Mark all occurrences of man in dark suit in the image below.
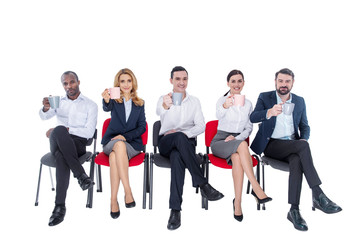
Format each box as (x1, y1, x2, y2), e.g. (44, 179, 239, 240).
(250, 68, 341, 231)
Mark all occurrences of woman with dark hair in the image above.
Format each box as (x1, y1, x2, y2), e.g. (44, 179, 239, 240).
(101, 68, 146, 219)
(210, 70, 271, 222)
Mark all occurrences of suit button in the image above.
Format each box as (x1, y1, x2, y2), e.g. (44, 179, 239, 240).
(267, 137, 270, 140)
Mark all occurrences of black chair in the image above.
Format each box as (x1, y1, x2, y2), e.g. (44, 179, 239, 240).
(35, 130, 97, 208)
(258, 155, 289, 210)
(149, 121, 206, 210)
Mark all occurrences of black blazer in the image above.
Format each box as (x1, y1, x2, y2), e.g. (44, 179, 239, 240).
(249, 91, 310, 155)
(101, 99, 146, 151)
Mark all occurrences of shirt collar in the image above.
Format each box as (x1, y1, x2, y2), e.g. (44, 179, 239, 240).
(62, 92, 84, 101)
(276, 91, 292, 104)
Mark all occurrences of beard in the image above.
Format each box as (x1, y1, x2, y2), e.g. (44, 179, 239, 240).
(276, 86, 291, 95)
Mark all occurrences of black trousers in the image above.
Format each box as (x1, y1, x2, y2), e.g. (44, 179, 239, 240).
(264, 139, 322, 205)
(158, 132, 207, 211)
(49, 126, 87, 205)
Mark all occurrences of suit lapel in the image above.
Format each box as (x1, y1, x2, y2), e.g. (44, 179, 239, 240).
(126, 102, 138, 125)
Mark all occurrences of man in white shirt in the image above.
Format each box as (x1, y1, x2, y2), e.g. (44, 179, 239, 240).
(156, 66, 224, 230)
(39, 71, 98, 226)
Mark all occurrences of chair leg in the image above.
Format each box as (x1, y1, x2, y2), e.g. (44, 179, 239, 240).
(86, 157, 95, 208)
(142, 153, 149, 209)
(149, 153, 154, 210)
(262, 162, 266, 210)
(49, 167, 55, 191)
(35, 163, 43, 206)
(96, 164, 103, 192)
(203, 156, 209, 210)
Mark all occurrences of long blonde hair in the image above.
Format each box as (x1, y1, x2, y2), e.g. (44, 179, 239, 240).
(113, 68, 144, 106)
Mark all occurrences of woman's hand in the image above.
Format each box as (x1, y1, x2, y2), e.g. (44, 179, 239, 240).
(223, 95, 233, 109)
(102, 89, 111, 103)
(224, 135, 235, 142)
(111, 134, 126, 141)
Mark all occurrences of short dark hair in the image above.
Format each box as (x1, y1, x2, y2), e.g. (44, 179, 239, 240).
(275, 68, 294, 80)
(61, 71, 79, 82)
(170, 66, 188, 79)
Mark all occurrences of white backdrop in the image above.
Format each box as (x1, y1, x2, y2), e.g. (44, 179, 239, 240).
(1, 0, 358, 239)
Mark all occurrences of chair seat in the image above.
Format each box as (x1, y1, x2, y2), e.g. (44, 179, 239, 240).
(261, 156, 289, 172)
(208, 154, 258, 169)
(40, 152, 92, 168)
(95, 152, 145, 167)
(152, 153, 204, 168)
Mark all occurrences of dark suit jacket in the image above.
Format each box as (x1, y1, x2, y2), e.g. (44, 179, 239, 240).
(250, 91, 310, 155)
(101, 99, 146, 151)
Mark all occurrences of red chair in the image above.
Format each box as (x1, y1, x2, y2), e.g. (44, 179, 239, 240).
(204, 120, 262, 210)
(94, 118, 149, 209)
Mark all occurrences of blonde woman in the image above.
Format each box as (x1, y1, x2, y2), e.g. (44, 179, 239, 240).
(101, 68, 146, 219)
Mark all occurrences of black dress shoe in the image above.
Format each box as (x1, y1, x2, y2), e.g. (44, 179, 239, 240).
(167, 209, 181, 230)
(110, 202, 120, 219)
(312, 193, 342, 214)
(125, 196, 136, 208)
(49, 205, 66, 226)
(251, 190, 272, 204)
(77, 173, 94, 191)
(287, 209, 308, 231)
(233, 199, 243, 222)
(200, 183, 224, 201)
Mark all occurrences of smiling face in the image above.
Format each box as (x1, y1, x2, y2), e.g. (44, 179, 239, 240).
(119, 73, 133, 95)
(170, 70, 188, 94)
(61, 73, 80, 100)
(275, 73, 294, 96)
(227, 74, 244, 95)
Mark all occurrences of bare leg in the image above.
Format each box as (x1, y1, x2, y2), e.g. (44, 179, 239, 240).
(112, 141, 134, 204)
(231, 153, 244, 216)
(237, 141, 267, 199)
(109, 151, 120, 212)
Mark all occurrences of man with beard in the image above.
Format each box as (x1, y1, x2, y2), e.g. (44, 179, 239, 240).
(39, 71, 98, 226)
(250, 68, 341, 231)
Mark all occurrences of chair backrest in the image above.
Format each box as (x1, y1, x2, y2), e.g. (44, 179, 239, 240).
(205, 120, 250, 148)
(102, 118, 148, 146)
(205, 120, 219, 147)
(152, 120, 161, 147)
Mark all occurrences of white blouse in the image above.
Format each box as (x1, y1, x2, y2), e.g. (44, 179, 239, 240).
(216, 94, 253, 141)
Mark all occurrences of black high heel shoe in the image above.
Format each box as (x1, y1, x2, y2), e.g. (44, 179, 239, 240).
(233, 198, 243, 222)
(251, 190, 272, 204)
(110, 201, 120, 219)
(125, 195, 136, 208)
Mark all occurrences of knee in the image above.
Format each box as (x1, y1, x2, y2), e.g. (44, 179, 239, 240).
(52, 126, 68, 137)
(231, 153, 241, 166)
(237, 140, 249, 152)
(113, 140, 126, 152)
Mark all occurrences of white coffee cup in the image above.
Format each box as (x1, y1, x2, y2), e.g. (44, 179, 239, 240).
(282, 102, 295, 115)
(48, 96, 60, 109)
(172, 92, 183, 106)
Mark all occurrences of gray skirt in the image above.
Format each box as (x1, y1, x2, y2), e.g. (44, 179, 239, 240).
(210, 130, 244, 165)
(103, 139, 140, 160)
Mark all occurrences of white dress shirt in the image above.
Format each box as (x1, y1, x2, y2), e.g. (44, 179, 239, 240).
(39, 93, 98, 139)
(271, 92, 295, 140)
(156, 92, 205, 138)
(216, 94, 253, 141)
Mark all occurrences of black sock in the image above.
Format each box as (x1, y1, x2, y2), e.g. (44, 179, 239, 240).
(290, 204, 299, 211)
(312, 185, 323, 199)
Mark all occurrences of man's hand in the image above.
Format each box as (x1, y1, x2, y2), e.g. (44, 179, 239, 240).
(267, 103, 283, 118)
(163, 93, 173, 110)
(42, 97, 50, 112)
(46, 128, 54, 138)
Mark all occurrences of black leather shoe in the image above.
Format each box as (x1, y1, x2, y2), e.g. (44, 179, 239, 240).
(167, 209, 181, 230)
(200, 183, 224, 201)
(110, 201, 120, 219)
(287, 209, 308, 231)
(251, 190, 272, 204)
(233, 199, 243, 222)
(49, 205, 66, 226)
(125, 196, 136, 208)
(312, 193, 342, 214)
(77, 173, 94, 191)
